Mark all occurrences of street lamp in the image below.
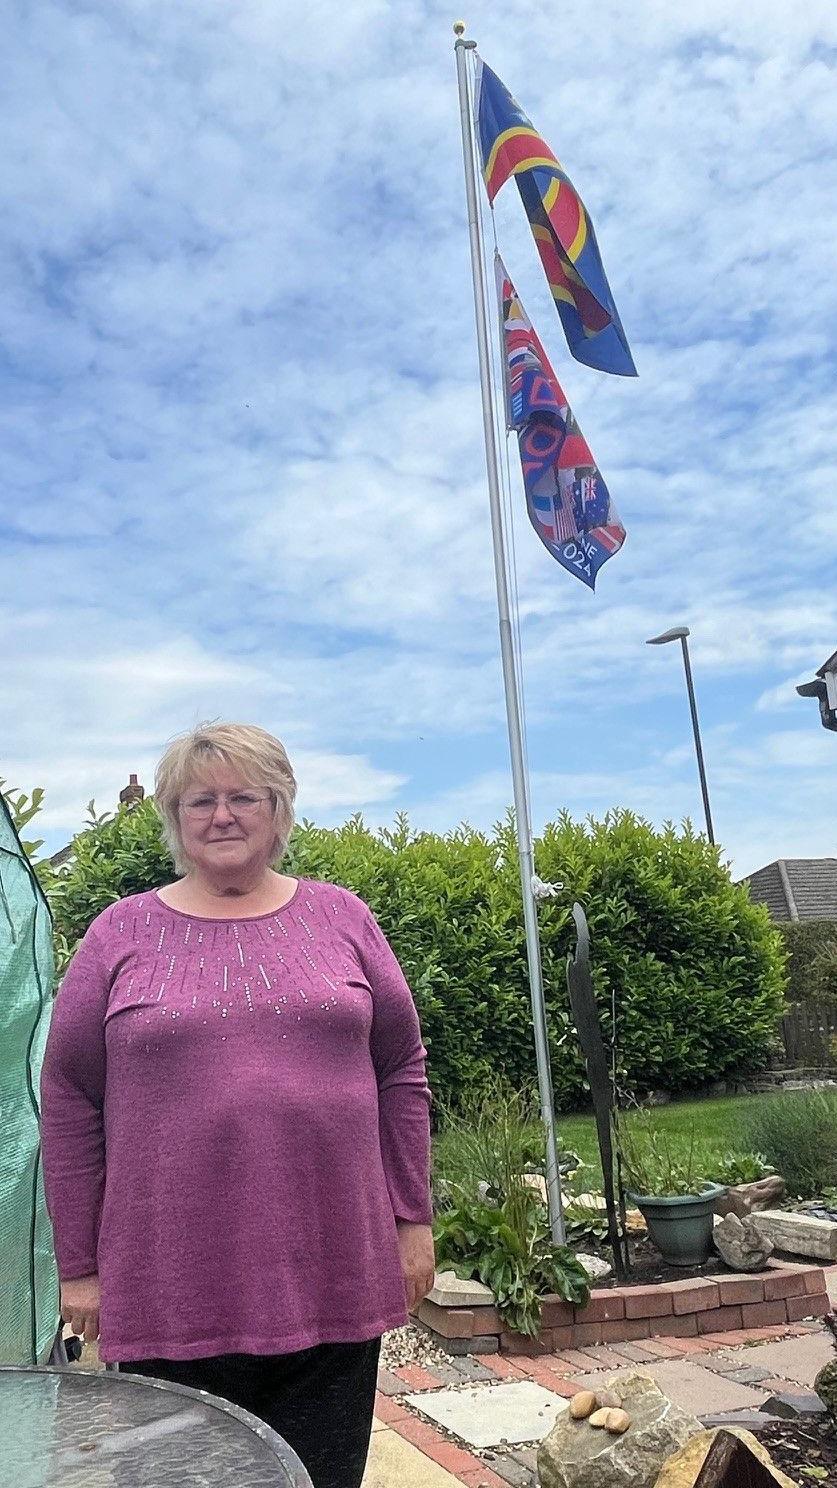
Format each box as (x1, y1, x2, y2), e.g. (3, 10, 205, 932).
(647, 625, 715, 844)
(796, 650, 837, 732)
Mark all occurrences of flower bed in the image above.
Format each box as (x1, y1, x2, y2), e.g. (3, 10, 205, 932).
(416, 1259, 831, 1355)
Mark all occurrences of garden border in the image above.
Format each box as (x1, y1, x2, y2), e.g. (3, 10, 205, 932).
(416, 1259, 831, 1355)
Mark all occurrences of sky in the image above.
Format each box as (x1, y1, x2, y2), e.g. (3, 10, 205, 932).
(3, 0, 836, 877)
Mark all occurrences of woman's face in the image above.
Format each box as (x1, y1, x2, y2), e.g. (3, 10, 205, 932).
(178, 764, 276, 880)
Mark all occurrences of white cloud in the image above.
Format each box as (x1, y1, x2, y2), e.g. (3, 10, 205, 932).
(2, 0, 836, 874)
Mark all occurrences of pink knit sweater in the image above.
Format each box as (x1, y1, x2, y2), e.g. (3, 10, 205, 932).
(40, 880, 432, 1362)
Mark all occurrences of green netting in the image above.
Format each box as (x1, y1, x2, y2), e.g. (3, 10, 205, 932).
(0, 796, 59, 1363)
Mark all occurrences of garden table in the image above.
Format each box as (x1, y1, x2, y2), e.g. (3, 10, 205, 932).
(0, 1364, 313, 1487)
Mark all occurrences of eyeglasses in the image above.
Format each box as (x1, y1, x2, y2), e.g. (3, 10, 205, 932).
(180, 790, 272, 820)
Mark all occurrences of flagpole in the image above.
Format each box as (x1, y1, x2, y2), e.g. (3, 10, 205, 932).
(454, 25, 566, 1245)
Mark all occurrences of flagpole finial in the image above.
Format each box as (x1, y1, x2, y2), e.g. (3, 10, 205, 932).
(453, 21, 466, 35)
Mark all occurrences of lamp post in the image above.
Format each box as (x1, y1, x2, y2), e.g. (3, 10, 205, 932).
(647, 626, 715, 845)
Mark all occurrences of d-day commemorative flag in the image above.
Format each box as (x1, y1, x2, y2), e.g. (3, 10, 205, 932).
(477, 59, 636, 378)
(497, 256, 625, 589)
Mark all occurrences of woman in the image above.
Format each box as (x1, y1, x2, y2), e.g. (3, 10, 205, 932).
(41, 722, 435, 1488)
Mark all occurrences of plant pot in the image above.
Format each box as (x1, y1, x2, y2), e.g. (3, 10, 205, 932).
(626, 1183, 726, 1267)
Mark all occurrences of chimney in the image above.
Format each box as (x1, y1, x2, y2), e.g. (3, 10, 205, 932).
(119, 773, 145, 807)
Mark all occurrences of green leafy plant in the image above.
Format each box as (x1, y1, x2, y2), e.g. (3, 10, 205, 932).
(706, 1151, 772, 1186)
(616, 1107, 712, 1197)
(433, 1188, 590, 1336)
(776, 920, 837, 1006)
(742, 1089, 837, 1199)
(50, 805, 786, 1110)
(562, 1200, 609, 1248)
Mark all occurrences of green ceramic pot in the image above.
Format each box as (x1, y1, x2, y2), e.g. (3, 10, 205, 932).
(626, 1183, 726, 1266)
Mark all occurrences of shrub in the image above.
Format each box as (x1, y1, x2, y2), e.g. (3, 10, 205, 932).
(49, 804, 787, 1110)
(742, 1089, 837, 1198)
(777, 921, 837, 1006)
(705, 1151, 772, 1186)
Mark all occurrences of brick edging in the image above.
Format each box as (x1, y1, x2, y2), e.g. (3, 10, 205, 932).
(417, 1259, 831, 1355)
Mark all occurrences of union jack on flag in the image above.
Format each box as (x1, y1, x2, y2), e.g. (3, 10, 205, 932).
(476, 59, 636, 378)
(497, 255, 626, 589)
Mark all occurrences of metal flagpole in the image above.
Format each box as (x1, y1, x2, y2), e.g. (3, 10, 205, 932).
(454, 25, 565, 1244)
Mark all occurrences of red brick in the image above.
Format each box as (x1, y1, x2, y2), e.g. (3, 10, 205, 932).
(642, 1338, 687, 1358)
(786, 1291, 830, 1322)
(544, 1356, 581, 1376)
(570, 1323, 604, 1347)
(417, 1300, 475, 1339)
(740, 1300, 788, 1329)
(500, 1332, 550, 1356)
(669, 1336, 714, 1353)
(763, 1270, 806, 1301)
(540, 1376, 582, 1398)
(579, 1345, 630, 1369)
(804, 1268, 828, 1295)
(649, 1313, 698, 1338)
(374, 1392, 408, 1424)
(667, 1279, 721, 1314)
(609, 1341, 658, 1362)
(459, 1468, 513, 1488)
(478, 1354, 525, 1379)
(470, 1308, 501, 1336)
(576, 1290, 626, 1323)
(542, 1295, 576, 1326)
(394, 1420, 484, 1478)
(623, 1285, 674, 1319)
(601, 1317, 652, 1343)
(546, 1326, 576, 1352)
(707, 1274, 765, 1306)
(696, 1305, 744, 1335)
(555, 1347, 603, 1371)
(393, 1364, 443, 1391)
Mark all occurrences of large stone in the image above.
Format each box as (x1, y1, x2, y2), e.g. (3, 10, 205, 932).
(537, 1372, 701, 1488)
(576, 1252, 613, 1282)
(814, 1358, 837, 1421)
(713, 1213, 774, 1271)
(750, 1209, 837, 1261)
(652, 1426, 797, 1488)
(425, 1270, 495, 1307)
(714, 1176, 786, 1219)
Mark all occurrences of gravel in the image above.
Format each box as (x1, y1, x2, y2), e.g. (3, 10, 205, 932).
(380, 1322, 458, 1372)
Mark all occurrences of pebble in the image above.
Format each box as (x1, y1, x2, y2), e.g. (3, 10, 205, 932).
(597, 1390, 620, 1409)
(380, 1323, 456, 1373)
(588, 1408, 611, 1428)
(569, 1391, 597, 1419)
(606, 1409, 630, 1434)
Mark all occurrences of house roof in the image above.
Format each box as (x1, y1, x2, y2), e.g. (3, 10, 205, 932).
(742, 858, 837, 921)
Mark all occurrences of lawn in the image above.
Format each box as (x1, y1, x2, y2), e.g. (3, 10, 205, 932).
(555, 1093, 771, 1179)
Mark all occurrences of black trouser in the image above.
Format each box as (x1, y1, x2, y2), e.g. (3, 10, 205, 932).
(121, 1338, 382, 1488)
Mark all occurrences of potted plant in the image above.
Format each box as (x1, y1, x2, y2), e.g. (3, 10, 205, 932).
(616, 1110, 724, 1266)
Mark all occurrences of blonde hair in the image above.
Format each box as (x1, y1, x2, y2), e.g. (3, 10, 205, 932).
(154, 722, 297, 874)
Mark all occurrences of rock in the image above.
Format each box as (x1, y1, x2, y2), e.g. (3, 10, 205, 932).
(760, 1390, 827, 1419)
(426, 1270, 496, 1307)
(538, 1372, 702, 1488)
(652, 1426, 797, 1487)
(750, 1209, 837, 1261)
(606, 1410, 630, 1434)
(714, 1176, 786, 1219)
(589, 1408, 611, 1428)
(597, 1391, 621, 1410)
(520, 1172, 548, 1202)
(573, 1194, 647, 1233)
(576, 1252, 613, 1283)
(713, 1213, 774, 1271)
(814, 1359, 837, 1421)
(570, 1391, 597, 1419)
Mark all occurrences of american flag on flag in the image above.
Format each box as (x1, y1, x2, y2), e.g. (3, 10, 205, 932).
(496, 254, 626, 590)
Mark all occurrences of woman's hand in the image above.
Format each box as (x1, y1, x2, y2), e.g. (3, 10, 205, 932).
(395, 1221, 436, 1314)
(60, 1274, 101, 1342)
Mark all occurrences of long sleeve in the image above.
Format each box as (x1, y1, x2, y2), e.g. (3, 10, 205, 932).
(40, 923, 110, 1280)
(362, 910, 432, 1226)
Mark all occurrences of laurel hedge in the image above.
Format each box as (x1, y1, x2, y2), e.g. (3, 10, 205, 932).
(49, 802, 787, 1111)
(776, 920, 837, 1006)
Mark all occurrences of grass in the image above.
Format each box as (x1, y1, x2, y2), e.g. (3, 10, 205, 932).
(432, 1094, 776, 1189)
(556, 1095, 773, 1180)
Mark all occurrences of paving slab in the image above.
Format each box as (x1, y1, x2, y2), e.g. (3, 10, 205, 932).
(405, 1380, 569, 1450)
(571, 1359, 770, 1416)
(709, 1330, 835, 1387)
(362, 1426, 462, 1487)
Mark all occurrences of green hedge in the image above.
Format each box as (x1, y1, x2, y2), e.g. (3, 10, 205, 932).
(776, 920, 837, 1006)
(49, 804, 787, 1111)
